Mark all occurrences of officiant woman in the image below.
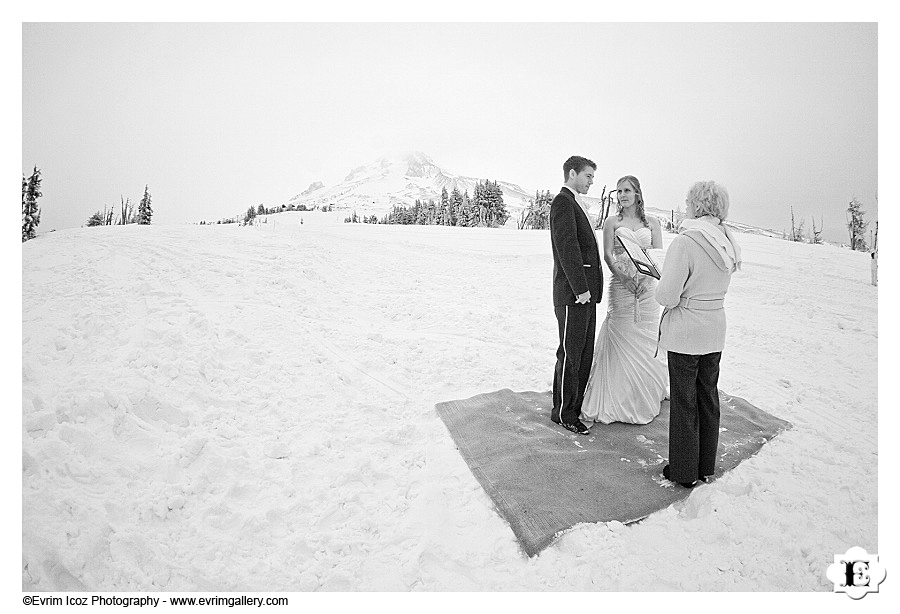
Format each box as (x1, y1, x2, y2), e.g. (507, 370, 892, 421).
(654, 181, 741, 487)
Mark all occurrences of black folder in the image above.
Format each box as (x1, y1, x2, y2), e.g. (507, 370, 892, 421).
(616, 234, 661, 279)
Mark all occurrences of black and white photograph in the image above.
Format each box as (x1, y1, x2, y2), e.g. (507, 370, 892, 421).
(17, 6, 890, 601)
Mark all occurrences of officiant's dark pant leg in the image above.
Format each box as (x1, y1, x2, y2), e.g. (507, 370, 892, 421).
(667, 351, 721, 483)
(552, 304, 596, 425)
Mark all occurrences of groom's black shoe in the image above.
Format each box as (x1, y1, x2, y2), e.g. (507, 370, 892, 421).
(560, 420, 590, 435)
(662, 464, 697, 488)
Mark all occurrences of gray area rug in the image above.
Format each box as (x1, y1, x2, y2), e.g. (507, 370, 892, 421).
(435, 389, 792, 557)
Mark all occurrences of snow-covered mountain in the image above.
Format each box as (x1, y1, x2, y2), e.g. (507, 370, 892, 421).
(286, 151, 535, 220)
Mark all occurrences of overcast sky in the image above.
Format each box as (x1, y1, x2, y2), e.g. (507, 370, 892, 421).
(22, 21, 878, 243)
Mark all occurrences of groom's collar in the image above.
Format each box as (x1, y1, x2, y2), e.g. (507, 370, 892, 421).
(562, 185, 578, 198)
(562, 185, 590, 218)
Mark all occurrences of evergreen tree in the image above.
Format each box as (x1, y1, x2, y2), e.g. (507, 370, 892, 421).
(521, 190, 552, 229)
(485, 180, 509, 227)
(457, 190, 475, 227)
(847, 198, 869, 251)
(471, 181, 486, 226)
(137, 185, 153, 225)
(485, 181, 498, 225)
(88, 205, 115, 227)
(539, 190, 553, 229)
(414, 199, 426, 225)
(382, 204, 403, 225)
(439, 187, 450, 225)
(257, 203, 265, 216)
(454, 192, 466, 226)
(448, 187, 463, 226)
(423, 198, 437, 225)
(22, 166, 42, 242)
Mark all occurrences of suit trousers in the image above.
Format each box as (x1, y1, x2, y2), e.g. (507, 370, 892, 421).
(552, 303, 596, 425)
(667, 351, 722, 483)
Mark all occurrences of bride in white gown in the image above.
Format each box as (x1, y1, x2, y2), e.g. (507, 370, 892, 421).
(580, 175, 668, 425)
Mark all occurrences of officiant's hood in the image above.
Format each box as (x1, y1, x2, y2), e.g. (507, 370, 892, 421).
(682, 230, 729, 271)
(679, 218, 741, 272)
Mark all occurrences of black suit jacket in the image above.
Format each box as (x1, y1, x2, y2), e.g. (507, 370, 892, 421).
(550, 188, 603, 306)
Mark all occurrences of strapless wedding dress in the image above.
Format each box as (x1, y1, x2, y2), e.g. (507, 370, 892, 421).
(580, 226, 668, 425)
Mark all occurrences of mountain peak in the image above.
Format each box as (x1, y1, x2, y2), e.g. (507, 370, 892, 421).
(343, 151, 441, 183)
(400, 150, 434, 167)
(399, 151, 438, 178)
(379, 150, 434, 166)
(288, 151, 534, 219)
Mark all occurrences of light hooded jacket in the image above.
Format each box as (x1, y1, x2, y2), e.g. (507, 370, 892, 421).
(655, 217, 741, 355)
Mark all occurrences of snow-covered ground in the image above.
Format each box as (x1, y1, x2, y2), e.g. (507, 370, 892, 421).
(21, 210, 877, 592)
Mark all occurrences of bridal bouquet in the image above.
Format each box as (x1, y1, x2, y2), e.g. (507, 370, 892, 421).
(613, 252, 647, 321)
(612, 251, 650, 302)
(612, 251, 638, 278)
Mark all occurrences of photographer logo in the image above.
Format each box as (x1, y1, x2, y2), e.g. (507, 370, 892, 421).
(826, 546, 886, 599)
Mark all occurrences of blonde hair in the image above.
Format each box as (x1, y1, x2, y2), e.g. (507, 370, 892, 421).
(686, 181, 729, 220)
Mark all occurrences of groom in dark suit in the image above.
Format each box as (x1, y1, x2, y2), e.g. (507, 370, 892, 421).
(550, 156, 602, 435)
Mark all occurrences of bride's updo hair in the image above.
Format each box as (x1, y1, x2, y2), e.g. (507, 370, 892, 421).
(616, 175, 648, 227)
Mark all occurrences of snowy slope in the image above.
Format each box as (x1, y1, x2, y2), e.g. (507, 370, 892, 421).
(22, 212, 877, 591)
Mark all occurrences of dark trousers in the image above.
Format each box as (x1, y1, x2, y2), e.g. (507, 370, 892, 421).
(667, 351, 722, 483)
(552, 303, 596, 424)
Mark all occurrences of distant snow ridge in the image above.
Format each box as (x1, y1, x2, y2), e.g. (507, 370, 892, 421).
(288, 151, 534, 222)
(301, 181, 324, 197)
